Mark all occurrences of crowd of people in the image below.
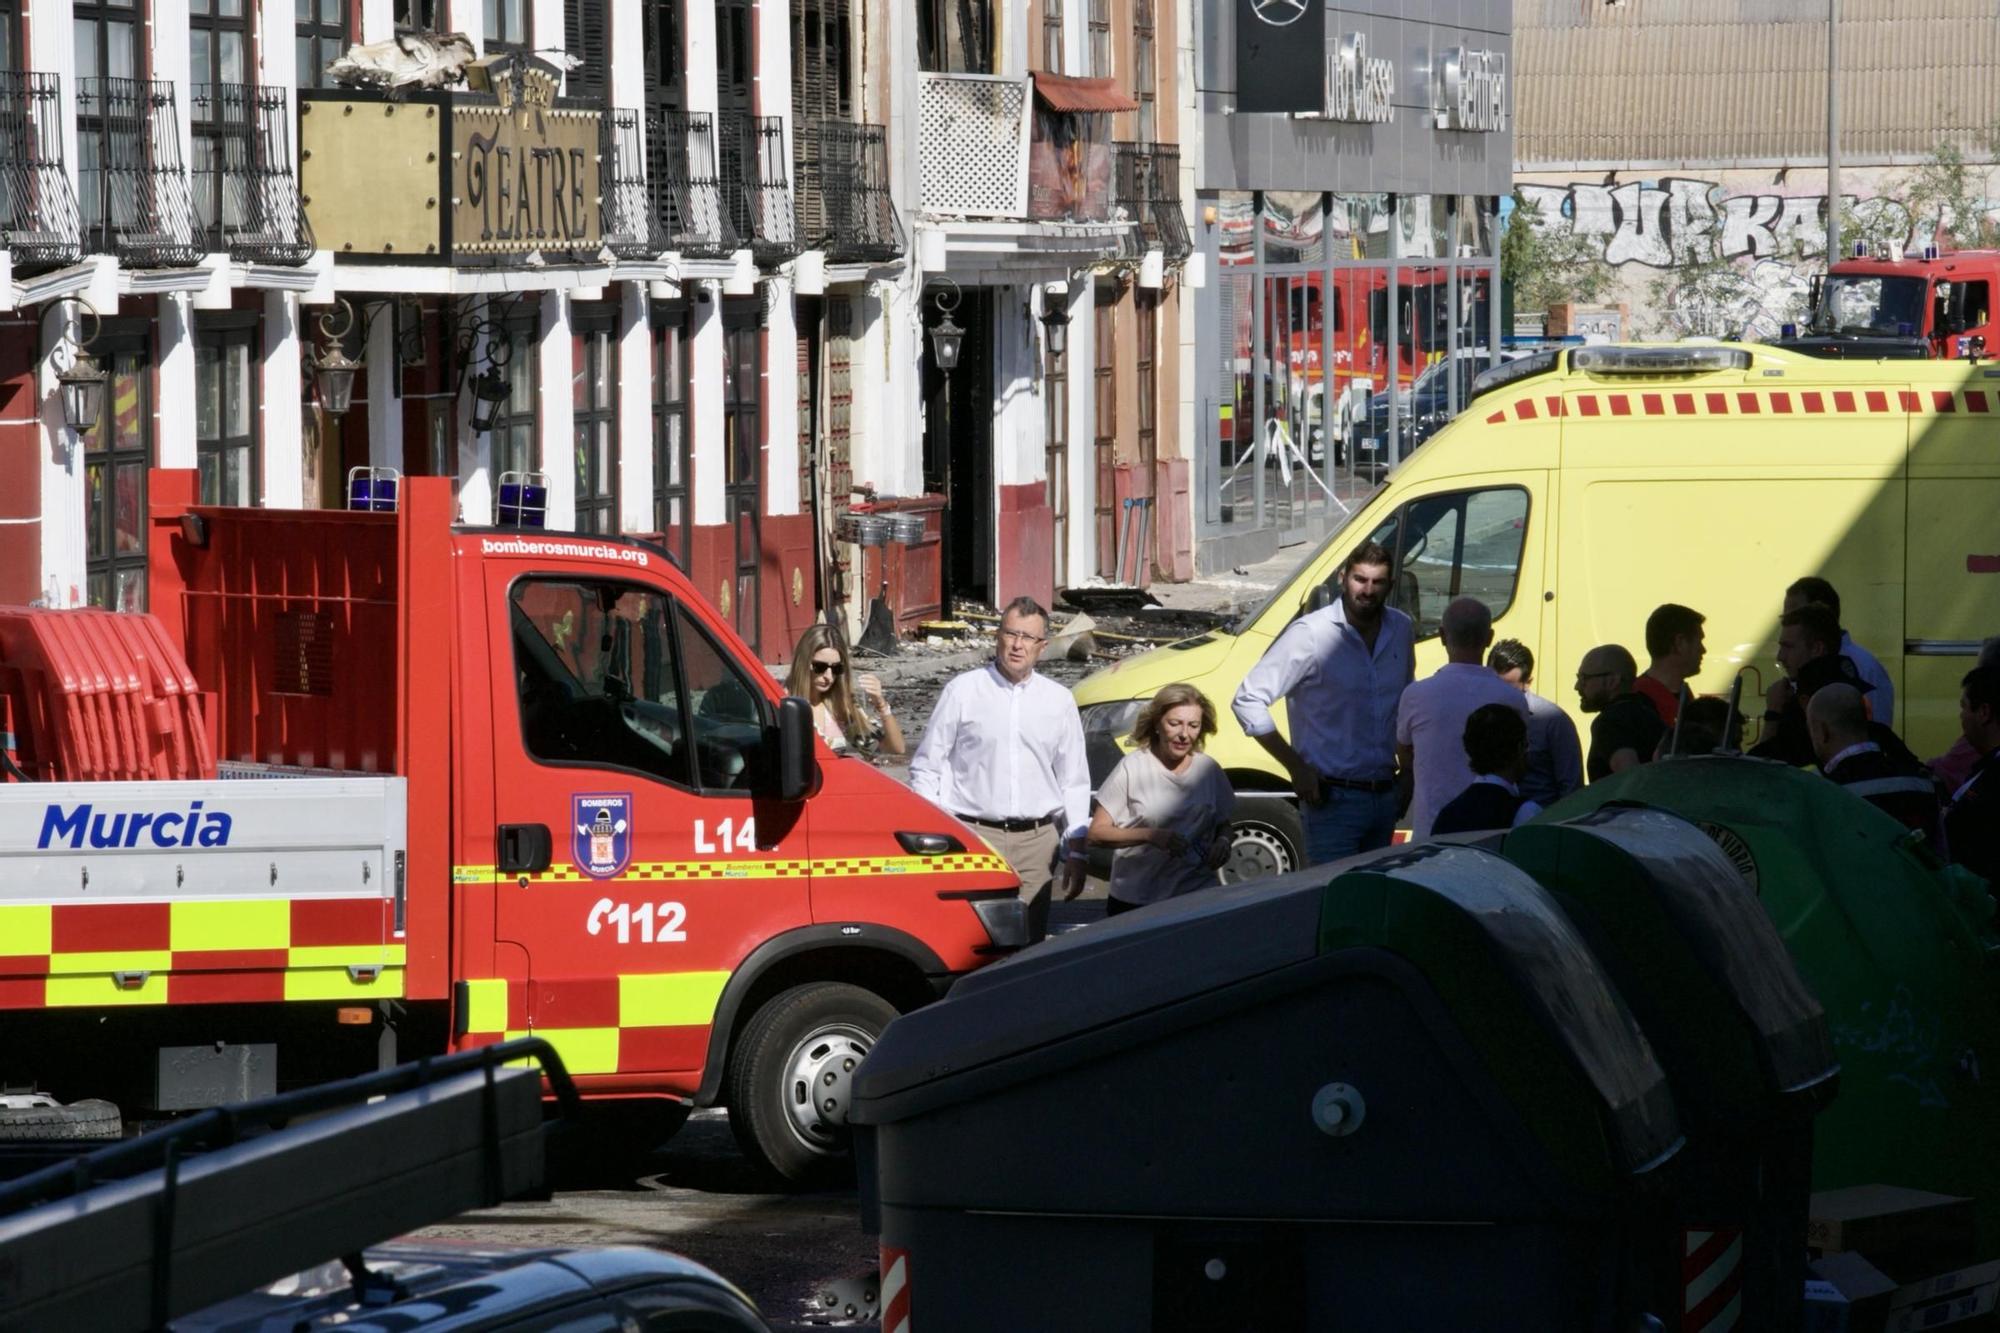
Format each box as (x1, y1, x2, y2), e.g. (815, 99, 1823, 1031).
(790, 544, 1999, 941)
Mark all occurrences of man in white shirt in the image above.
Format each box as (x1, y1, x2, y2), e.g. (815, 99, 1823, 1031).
(1786, 576, 1895, 729)
(1233, 540, 1415, 864)
(909, 597, 1090, 942)
(1396, 598, 1530, 839)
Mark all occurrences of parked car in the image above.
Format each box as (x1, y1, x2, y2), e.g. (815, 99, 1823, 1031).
(1352, 349, 1532, 471)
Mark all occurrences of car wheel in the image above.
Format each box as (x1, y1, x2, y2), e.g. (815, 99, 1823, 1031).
(0, 1097, 121, 1141)
(725, 982, 897, 1184)
(1219, 797, 1306, 884)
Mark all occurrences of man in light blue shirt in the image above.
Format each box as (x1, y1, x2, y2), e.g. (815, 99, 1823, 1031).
(1786, 576, 1895, 730)
(1488, 637, 1585, 807)
(1232, 539, 1415, 864)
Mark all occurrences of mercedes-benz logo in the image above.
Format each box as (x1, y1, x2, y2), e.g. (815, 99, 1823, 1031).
(1249, 0, 1309, 27)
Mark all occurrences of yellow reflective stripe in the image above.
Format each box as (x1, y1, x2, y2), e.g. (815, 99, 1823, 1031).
(0, 905, 53, 956)
(513, 1026, 619, 1075)
(284, 966, 405, 1001)
(48, 950, 174, 975)
(288, 944, 404, 968)
(47, 973, 167, 1007)
(170, 899, 291, 952)
(463, 978, 509, 1033)
(453, 852, 1012, 886)
(619, 970, 729, 1028)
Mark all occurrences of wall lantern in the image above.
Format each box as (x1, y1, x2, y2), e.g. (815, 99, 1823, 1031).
(307, 300, 364, 419)
(1039, 295, 1071, 360)
(54, 301, 107, 436)
(928, 279, 965, 373)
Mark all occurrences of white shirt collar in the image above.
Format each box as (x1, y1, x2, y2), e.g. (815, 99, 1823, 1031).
(1825, 741, 1880, 772)
(1473, 773, 1522, 796)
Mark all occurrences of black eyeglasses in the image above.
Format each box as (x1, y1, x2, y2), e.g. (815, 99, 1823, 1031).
(811, 660, 846, 678)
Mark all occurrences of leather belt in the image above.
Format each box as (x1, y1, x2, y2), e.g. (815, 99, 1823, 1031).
(961, 814, 1056, 833)
(1320, 775, 1398, 794)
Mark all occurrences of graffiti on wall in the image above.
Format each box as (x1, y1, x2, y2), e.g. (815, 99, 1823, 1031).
(1515, 178, 1933, 269)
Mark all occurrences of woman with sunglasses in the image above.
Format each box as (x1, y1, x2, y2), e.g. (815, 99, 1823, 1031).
(785, 623, 904, 758)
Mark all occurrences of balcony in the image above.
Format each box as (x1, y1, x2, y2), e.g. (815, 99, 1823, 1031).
(646, 109, 733, 257)
(600, 107, 654, 259)
(795, 120, 902, 263)
(191, 83, 314, 266)
(79, 77, 203, 268)
(1113, 141, 1190, 263)
(717, 113, 799, 263)
(0, 72, 82, 272)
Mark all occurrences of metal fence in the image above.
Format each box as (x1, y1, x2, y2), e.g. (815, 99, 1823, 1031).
(646, 108, 734, 256)
(79, 77, 203, 268)
(795, 119, 902, 262)
(0, 71, 81, 271)
(600, 107, 653, 258)
(1113, 141, 1190, 263)
(190, 83, 314, 265)
(718, 112, 799, 261)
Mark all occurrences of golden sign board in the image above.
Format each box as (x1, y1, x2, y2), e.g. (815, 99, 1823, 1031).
(299, 61, 602, 265)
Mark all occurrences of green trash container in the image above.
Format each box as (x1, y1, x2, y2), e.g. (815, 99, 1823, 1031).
(1542, 755, 2000, 1249)
(1504, 804, 1839, 1330)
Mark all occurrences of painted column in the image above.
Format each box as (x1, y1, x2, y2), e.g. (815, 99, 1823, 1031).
(538, 289, 575, 530)
(152, 0, 194, 200)
(617, 282, 655, 531)
(765, 279, 800, 517)
(359, 0, 395, 44)
(689, 284, 724, 526)
(456, 312, 494, 524)
(366, 300, 402, 472)
(262, 291, 306, 508)
(1064, 279, 1094, 584)
(36, 308, 84, 607)
(157, 294, 198, 469)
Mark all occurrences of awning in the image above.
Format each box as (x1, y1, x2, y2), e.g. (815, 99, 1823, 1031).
(1031, 72, 1138, 114)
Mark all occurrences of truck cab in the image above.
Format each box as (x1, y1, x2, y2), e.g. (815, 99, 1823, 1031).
(0, 471, 1023, 1181)
(1777, 248, 2000, 360)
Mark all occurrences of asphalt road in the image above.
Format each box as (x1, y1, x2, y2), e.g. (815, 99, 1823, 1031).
(413, 897, 1112, 1330)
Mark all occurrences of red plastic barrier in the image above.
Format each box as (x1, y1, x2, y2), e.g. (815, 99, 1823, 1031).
(0, 607, 217, 782)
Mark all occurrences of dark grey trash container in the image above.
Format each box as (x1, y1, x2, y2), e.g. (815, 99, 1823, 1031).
(1504, 805, 1840, 1331)
(852, 842, 1684, 1332)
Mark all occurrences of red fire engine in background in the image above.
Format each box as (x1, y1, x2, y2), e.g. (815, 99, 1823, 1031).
(0, 471, 1024, 1181)
(1776, 244, 2000, 360)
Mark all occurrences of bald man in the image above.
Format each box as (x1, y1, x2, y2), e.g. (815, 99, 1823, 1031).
(1809, 683, 1942, 845)
(1395, 598, 1529, 839)
(1576, 644, 1665, 782)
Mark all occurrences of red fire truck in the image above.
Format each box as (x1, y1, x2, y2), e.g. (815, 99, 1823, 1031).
(1776, 246, 1999, 360)
(0, 471, 1024, 1181)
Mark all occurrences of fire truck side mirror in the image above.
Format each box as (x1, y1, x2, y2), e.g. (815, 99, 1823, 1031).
(774, 695, 818, 803)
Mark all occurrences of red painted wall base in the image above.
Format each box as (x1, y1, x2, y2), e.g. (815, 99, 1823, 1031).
(996, 482, 1054, 611)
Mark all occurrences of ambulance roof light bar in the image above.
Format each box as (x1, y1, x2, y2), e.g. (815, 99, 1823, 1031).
(1570, 346, 1752, 375)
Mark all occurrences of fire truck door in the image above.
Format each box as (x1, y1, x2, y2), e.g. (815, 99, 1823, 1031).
(487, 571, 810, 1085)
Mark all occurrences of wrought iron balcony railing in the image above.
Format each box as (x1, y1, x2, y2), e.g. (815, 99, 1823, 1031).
(0, 72, 82, 272)
(795, 120, 902, 263)
(646, 108, 733, 257)
(1114, 140, 1191, 263)
(717, 113, 799, 262)
(601, 107, 653, 259)
(190, 83, 314, 265)
(79, 77, 203, 268)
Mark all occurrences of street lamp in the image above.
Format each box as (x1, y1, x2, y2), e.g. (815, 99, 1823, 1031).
(926, 278, 964, 615)
(1039, 295, 1071, 359)
(928, 306, 965, 372)
(307, 300, 364, 419)
(53, 301, 107, 436)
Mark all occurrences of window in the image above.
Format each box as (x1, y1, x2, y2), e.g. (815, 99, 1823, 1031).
(563, 0, 605, 99)
(1131, 0, 1154, 142)
(1042, 0, 1063, 72)
(917, 0, 990, 72)
(1086, 0, 1109, 77)
(652, 302, 690, 565)
(1362, 486, 1530, 640)
(74, 0, 140, 246)
(1093, 298, 1116, 576)
(295, 0, 347, 89)
(83, 333, 153, 611)
(395, 0, 433, 30)
(509, 577, 773, 792)
(721, 302, 761, 652)
(1135, 290, 1157, 473)
(484, 0, 526, 54)
(196, 322, 257, 507)
(791, 0, 851, 123)
(490, 323, 538, 478)
(572, 312, 617, 534)
(642, 0, 681, 107)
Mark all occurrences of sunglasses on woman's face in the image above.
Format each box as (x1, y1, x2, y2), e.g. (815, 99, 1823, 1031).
(811, 659, 846, 678)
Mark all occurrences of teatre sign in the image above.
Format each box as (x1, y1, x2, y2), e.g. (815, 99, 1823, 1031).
(1433, 46, 1507, 133)
(1321, 31, 1395, 124)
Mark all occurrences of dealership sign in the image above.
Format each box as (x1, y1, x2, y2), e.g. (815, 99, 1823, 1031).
(1321, 32, 1395, 124)
(1433, 46, 1507, 133)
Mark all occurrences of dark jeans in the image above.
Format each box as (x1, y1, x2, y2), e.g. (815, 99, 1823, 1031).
(1105, 895, 1142, 917)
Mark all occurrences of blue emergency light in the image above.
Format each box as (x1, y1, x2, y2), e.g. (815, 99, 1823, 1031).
(497, 470, 548, 528)
(345, 466, 400, 513)
(1853, 240, 1868, 257)
(1780, 323, 1798, 339)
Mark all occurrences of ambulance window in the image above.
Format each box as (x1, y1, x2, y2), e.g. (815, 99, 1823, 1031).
(671, 612, 773, 793)
(1376, 486, 1529, 640)
(510, 579, 694, 788)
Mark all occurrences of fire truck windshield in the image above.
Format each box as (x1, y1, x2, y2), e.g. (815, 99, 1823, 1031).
(1815, 274, 1928, 336)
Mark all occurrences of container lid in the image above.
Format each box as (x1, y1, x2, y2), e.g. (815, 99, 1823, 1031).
(1317, 843, 1683, 1176)
(1507, 805, 1836, 1100)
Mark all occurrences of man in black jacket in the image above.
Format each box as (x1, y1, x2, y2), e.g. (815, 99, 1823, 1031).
(1945, 665, 2000, 886)
(1808, 684, 1942, 848)
(1433, 703, 1542, 836)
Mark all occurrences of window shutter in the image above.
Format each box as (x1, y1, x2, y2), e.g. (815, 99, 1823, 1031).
(566, 0, 605, 100)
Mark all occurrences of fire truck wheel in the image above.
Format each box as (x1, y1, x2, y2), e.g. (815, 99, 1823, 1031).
(0, 1097, 122, 1141)
(725, 981, 897, 1183)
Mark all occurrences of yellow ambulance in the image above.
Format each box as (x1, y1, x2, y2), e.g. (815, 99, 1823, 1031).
(1074, 343, 2000, 878)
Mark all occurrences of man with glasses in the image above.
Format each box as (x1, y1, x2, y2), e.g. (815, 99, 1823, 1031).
(1575, 644, 1664, 782)
(910, 597, 1090, 942)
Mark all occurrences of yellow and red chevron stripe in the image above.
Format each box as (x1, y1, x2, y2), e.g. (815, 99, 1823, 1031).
(456, 851, 1012, 887)
(1484, 386, 2000, 425)
(458, 972, 730, 1075)
(0, 896, 401, 1010)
